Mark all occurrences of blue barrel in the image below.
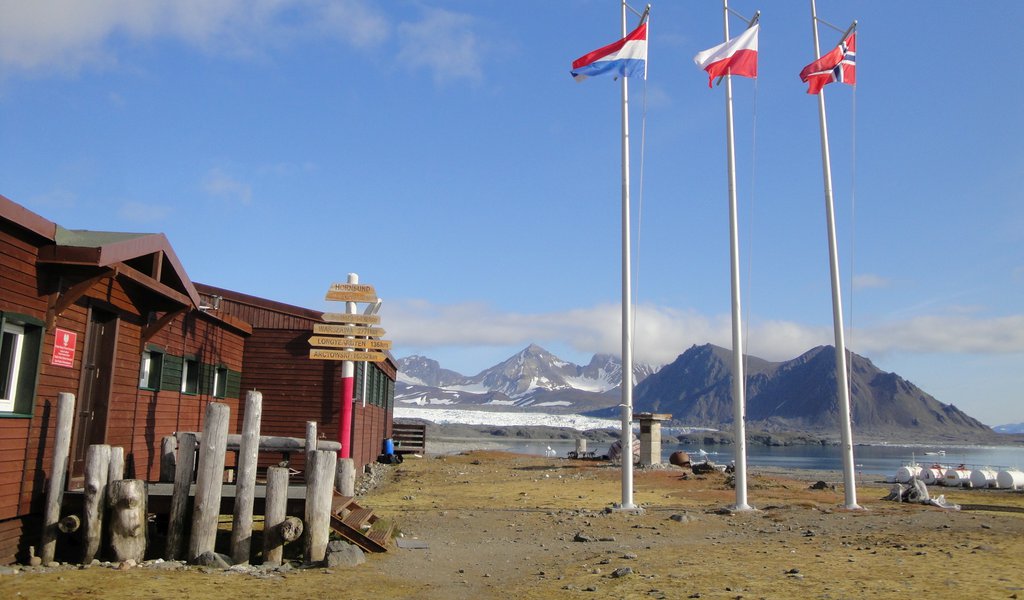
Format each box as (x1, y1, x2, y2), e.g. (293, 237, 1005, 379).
(383, 438, 395, 455)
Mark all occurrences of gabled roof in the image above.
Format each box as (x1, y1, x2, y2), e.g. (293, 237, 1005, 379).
(1, 194, 200, 308)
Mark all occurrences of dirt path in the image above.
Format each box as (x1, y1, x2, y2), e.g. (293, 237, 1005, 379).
(3, 451, 1024, 599)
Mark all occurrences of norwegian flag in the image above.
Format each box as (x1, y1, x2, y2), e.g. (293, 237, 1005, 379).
(799, 32, 856, 94)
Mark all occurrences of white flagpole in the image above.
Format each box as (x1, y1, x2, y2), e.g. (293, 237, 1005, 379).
(618, 0, 635, 511)
(722, 0, 751, 512)
(809, 0, 860, 510)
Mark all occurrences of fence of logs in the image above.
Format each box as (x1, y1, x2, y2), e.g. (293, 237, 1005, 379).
(38, 391, 357, 566)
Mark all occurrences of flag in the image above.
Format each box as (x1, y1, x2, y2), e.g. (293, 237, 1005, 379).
(799, 32, 856, 94)
(693, 24, 759, 88)
(571, 21, 648, 81)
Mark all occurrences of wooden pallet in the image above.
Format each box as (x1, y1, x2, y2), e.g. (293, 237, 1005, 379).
(329, 494, 392, 553)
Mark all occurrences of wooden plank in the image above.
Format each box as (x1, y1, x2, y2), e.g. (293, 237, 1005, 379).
(325, 284, 377, 303)
(312, 324, 385, 337)
(321, 312, 381, 325)
(308, 336, 393, 351)
(309, 349, 386, 362)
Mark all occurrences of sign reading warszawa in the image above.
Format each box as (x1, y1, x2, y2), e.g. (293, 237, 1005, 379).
(309, 280, 392, 362)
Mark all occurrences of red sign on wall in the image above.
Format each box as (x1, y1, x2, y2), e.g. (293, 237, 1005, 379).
(51, 328, 77, 368)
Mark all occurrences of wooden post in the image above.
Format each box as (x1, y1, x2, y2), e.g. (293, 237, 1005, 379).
(108, 446, 125, 482)
(305, 421, 317, 456)
(165, 432, 197, 560)
(160, 435, 177, 482)
(230, 391, 262, 565)
(304, 449, 336, 564)
(107, 479, 147, 563)
(82, 444, 111, 564)
(336, 458, 355, 497)
(187, 402, 230, 562)
(40, 392, 74, 565)
(262, 466, 288, 567)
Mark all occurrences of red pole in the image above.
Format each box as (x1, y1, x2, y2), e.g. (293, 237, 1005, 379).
(337, 272, 359, 459)
(339, 369, 354, 459)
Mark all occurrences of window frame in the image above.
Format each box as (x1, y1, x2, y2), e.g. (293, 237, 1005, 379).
(0, 322, 26, 412)
(181, 356, 200, 395)
(139, 346, 164, 390)
(0, 313, 44, 417)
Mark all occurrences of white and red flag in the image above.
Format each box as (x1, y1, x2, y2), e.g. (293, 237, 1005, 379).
(693, 24, 758, 87)
(799, 32, 856, 94)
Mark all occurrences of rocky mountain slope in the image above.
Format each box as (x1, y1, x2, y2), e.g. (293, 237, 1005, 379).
(396, 344, 656, 414)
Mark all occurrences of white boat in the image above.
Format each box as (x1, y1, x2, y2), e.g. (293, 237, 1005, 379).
(924, 450, 946, 456)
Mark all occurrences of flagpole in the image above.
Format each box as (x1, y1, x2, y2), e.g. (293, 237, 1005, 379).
(810, 0, 859, 510)
(617, 0, 636, 511)
(721, 0, 752, 512)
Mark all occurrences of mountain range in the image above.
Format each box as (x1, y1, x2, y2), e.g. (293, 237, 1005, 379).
(397, 344, 657, 414)
(397, 343, 998, 441)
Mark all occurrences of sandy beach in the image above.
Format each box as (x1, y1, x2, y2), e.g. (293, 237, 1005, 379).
(4, 448, 1024, 599)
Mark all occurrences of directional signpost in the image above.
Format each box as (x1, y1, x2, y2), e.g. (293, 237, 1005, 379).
(310, 274, 391, 460)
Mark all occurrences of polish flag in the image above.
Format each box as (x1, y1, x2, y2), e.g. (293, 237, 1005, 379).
(693, 24, 759, 88)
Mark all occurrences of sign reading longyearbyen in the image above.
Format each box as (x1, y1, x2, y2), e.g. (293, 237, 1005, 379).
(309, 349, 386, 362)
(308, 336, 393, 351)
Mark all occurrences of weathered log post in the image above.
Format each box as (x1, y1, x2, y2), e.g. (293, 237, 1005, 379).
(40, 392, 74, 565)
(336, 458, 355, 497)
(304, 449, 336, 564)
(305, 421, 317, 456)
(262, 466, 289, 567)
(58, 515, 81, 534)
(108, 446, 125, 482)
(165, 432, 197, 560)
(160, 435, 177, 483)
(230, 391, 262, 564)
(187, 402, 230, 562)
(82, 444, 111, 563)
(107, 479, 147, 563)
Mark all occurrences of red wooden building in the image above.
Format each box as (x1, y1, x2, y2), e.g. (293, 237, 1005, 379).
(0, 195, 395, 564)
(194, 283, 396, 472)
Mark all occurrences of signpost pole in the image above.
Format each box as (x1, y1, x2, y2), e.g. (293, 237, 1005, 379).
(338, 273, 358, 460)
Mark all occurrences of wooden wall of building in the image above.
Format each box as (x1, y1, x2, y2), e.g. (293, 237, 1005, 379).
(0, 218, 247, 564)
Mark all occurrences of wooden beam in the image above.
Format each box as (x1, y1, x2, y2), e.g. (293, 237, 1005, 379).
(140, 308, 188, 352)
(46, 268, 116, 329)
(116, 263, 193, 307)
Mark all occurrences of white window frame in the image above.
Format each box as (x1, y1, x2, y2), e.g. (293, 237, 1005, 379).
(140, 350, 153, 388)
(0, 323, 26, 412)
(181, 358, 199, 394)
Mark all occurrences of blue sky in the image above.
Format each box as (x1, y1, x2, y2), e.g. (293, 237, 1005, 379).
(1, 1, 1021, 427)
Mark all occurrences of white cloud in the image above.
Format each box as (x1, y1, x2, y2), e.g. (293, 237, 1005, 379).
(852, 273, 890, 290)
(386, 299, 1024, 369)
(396, 8, 483, 85)
(201, 168, 252, 204)
(117, 200, 171, 223)
(0, 0, 389, 73)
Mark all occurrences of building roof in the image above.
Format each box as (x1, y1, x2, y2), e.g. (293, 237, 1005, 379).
(1, 194, 201, 308)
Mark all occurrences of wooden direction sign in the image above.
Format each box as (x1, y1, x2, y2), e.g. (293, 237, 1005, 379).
(321, 312, 381, 325)
(312, 323, 385, 337)
(308, 336, 393, 351)
(309, 348, 386, 362)
(325, 283, 378, 303)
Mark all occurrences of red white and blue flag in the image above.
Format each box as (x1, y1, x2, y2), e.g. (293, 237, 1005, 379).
(693, 24, 759, 87)
(799, 32, 856, 94)
(571, 21, 648, 82)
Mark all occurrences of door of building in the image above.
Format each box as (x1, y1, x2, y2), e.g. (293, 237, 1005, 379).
(70, 307, 118, 480)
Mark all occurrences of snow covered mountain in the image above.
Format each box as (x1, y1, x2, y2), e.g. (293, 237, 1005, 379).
(396, 344, 658, 414)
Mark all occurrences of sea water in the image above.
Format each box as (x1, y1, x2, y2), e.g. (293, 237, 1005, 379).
(492, 439, 1024, 477)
